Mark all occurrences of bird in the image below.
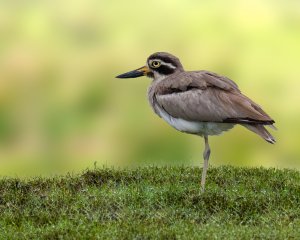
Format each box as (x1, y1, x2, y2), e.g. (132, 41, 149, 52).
(116, 52, 276, 191)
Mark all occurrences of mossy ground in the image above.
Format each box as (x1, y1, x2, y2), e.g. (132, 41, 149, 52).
(0, 166, 299, 239)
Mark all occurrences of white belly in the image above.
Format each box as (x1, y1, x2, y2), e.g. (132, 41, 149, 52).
(156, 105, 234, 136)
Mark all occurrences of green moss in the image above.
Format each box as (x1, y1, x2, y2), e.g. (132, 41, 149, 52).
(0, 166, 299, 239)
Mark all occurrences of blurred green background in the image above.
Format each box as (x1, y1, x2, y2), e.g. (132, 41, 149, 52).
(0, 0, 299, 176)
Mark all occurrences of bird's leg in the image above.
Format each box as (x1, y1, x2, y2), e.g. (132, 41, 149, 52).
(201, 135, 211, 192)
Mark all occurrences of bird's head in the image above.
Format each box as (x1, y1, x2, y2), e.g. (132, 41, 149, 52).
(116, 52, 184, 81)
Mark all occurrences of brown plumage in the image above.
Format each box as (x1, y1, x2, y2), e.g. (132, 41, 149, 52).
(116, 52, 276, 191)
(148, 70, 275, 143)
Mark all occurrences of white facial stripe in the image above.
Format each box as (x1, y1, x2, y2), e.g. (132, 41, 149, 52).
(150, 59, 176, 69)
(161, 62, 176, 69)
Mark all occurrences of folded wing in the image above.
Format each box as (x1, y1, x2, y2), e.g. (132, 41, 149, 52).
(154, 71, 275, 125)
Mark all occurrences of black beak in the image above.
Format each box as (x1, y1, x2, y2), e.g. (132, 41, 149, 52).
(116, 66, 150, 78)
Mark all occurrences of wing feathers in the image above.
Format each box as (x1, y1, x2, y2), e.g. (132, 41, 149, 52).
(151, 71, 274, 125)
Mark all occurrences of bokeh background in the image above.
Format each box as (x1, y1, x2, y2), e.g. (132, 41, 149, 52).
(0, 0, 299, 176)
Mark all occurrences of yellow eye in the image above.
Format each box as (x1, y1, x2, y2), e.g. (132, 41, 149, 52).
(151, 61, 161, 68)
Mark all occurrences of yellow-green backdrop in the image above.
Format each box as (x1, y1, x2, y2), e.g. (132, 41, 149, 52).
(0, 0, 299, 176)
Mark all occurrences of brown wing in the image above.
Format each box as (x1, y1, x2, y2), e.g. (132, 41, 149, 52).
(154, 71, 274, 125)
(155, 70, 240, 95)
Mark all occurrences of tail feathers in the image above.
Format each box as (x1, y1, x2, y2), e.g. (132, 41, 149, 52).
(243, 124, 276, 144)
(268, 124, 277, 130)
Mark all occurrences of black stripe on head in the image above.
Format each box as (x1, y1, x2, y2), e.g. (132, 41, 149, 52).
(155, 64, 176, 75)
(148, 56, 178, 68)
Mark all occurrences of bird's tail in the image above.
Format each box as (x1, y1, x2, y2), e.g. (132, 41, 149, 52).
(243, 124, 276, 144)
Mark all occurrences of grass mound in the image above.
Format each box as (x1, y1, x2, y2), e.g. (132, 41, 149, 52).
(0, 166, 300, 239)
